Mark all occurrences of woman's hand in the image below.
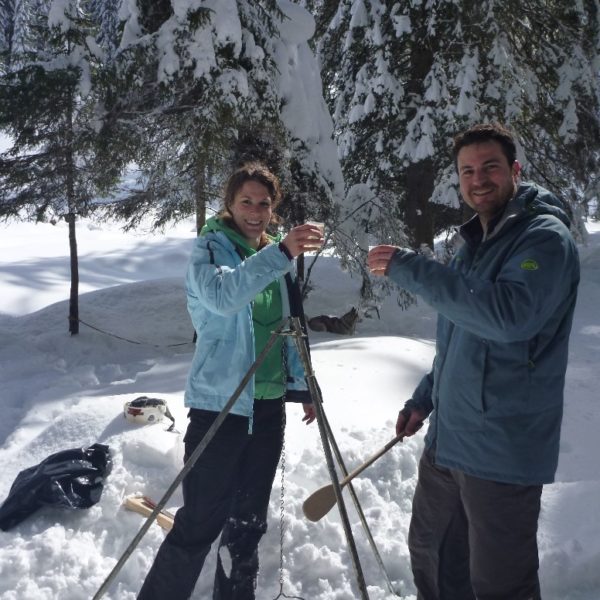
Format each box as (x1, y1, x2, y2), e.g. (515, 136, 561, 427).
(302, 403, 316, 425)
(281, 223, 324, 258)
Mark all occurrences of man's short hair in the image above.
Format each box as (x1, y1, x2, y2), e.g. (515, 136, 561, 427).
(453, 123, 517, 170)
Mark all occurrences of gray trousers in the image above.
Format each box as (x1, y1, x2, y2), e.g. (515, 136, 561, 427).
(409, 449, 542, 600)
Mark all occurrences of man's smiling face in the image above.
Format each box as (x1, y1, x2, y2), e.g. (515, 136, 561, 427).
(457, 140, 520, 227)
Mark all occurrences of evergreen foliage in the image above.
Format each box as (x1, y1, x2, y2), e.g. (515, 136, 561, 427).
(103, 1, 287, 233)
(89, 0, 120, 61)
(3, 0, 597, 324)
(316, 0, 600, 251)
(103, 1, 341, 241)
(0, 1, 14, 62)
(0, 0, 122, 333)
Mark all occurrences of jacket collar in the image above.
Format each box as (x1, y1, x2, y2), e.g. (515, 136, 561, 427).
(459, 182, 570, 246)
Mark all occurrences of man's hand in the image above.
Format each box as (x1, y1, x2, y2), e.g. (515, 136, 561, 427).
(367, 245, 400, 276)
(396, 406, 426, 437)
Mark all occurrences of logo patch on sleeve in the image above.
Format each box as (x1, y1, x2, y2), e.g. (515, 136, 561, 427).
(520, 259, 539, 271)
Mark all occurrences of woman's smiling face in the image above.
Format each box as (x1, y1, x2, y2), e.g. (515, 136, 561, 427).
(229, 180, 273, 248)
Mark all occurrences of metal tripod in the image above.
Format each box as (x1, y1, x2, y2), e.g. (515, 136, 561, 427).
(287, 317, 370, 599)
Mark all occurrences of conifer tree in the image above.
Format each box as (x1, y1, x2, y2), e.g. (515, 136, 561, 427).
(1, 0, 33, 68)
(103, 1, 284, 233)
(104, 0, 343, 245)
(317, 0, 600, 252)
(0, 0, 14, 60)
(0, 0, 119, 334)
(89, 0, 120, 61)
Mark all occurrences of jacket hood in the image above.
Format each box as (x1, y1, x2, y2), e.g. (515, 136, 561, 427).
(513, 182, 571, 228)
(461, 182, 572, 245)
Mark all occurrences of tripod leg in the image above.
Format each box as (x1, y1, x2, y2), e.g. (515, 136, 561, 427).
(322, 411, 402, 596)
(288, 317, 370, 600)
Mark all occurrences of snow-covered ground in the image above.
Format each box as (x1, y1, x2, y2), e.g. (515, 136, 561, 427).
(0, 216, 599, 599)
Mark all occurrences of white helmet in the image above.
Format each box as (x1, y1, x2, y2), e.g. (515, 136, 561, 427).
(124, 396, 175, 431)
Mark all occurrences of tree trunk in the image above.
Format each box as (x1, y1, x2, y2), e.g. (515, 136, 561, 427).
(297, 253, 305, 289)
(195, 161, 208, 235)
(404, 158, 435, 249)
(403, 18, 436, 250)
(192, 161, 209, 344)
(67, 212, 79, 335)
(66, 89, 79, 335)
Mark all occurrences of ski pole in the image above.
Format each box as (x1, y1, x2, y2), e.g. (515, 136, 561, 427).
(92, 322, 287, 600)
(288, 317, 370, 600)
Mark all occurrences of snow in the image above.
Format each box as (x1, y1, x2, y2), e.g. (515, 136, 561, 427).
(350, 0, 369, 30)
(1, 216, 599, 599)
(391, 14, 411, 37)
(275, 0, 315, 44)
(272, 1, 345, 203)
(47, 0, 72, 33)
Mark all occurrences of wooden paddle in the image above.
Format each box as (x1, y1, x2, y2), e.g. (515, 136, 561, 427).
(302, 434, 404, 522)
(123, 495, 175, 531)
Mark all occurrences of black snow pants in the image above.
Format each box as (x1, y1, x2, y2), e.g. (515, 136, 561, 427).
(409, 448, 543, 600)
(137, 400, 285, 600)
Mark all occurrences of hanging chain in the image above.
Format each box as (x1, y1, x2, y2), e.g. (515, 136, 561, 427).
(272, 324, 305, 600)
(272, 427, 304, 600)
(278, 431, 286, 591)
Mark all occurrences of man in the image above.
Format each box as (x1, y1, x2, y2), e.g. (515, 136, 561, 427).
(368, 123, 580, 600)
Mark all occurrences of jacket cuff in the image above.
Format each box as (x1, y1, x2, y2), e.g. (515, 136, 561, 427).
(278, 242, 293, 261)
(285, 389, 312, 403)
(405, 397, 433, 416)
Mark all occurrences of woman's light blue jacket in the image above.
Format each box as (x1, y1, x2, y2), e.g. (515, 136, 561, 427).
(389, 183, 580, 485)
(184, 229, 310, 420)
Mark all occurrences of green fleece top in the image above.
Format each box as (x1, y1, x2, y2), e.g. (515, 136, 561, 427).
(201, 217, 285, 399)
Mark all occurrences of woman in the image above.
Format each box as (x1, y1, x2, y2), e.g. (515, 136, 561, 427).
(137, 162, 323, 600)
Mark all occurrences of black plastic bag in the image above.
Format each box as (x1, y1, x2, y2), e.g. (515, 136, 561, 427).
(0, 443, 112, 531)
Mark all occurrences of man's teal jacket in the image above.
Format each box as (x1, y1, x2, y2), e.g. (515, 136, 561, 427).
(389, 183, 580, 485)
